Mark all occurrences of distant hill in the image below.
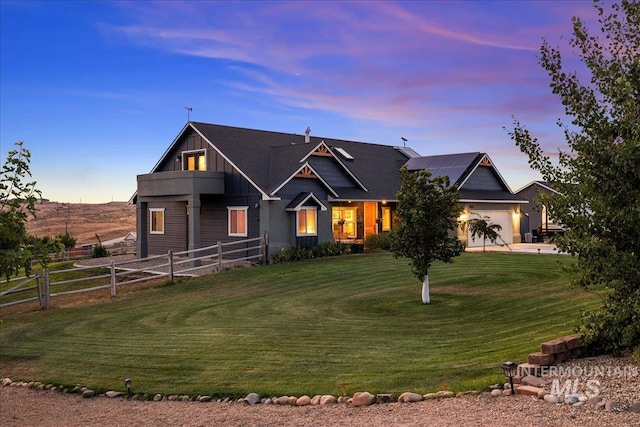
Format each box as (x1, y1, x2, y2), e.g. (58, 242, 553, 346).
(25, 202, 136, 246)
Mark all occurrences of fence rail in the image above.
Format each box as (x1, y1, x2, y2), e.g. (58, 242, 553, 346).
(0, 235, 267, 309)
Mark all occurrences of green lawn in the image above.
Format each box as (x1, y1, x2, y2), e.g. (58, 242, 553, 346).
(0, 252, 597, 398)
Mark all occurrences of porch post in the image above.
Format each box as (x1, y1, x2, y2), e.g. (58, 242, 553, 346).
(136, 201, 148, 258)
(187, 198, 201, 258)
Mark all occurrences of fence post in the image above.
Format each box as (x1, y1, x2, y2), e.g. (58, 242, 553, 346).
(110, 260, 117, 297)
(43, 269, 50, 309)
(35, 271, 42, 307)
(168, 250, 174, 283)
(217, 241, 223, 272)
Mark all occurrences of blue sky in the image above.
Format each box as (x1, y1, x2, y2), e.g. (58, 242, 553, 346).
(1, 1, 598, 203)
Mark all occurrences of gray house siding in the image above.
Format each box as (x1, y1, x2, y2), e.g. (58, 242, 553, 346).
(147, 201, 187, 255)
(462, 166, 505, 191)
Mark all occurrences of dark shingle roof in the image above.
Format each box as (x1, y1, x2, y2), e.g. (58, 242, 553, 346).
(190, 122, 410, 200)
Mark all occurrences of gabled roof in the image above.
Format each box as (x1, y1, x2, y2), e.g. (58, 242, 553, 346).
(185, 122, 411, 201)
(405, 152, 527, 204)
(514, 180, 561, 195)
(405, 152, 481, 186)
(285, 192, 328, 211)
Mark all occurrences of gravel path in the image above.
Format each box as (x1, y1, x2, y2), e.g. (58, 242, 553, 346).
(2, 385, 639, 427)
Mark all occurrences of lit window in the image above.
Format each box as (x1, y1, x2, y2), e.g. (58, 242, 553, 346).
(297, 208, 317, 236)
(183, 150, 207, 171)
(381, 207, 391, 231)
(228, 207, 248, 237)
(150, 208, 165, 234)
(332, 207, 356, 238)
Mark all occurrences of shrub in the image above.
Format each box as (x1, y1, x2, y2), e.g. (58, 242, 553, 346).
(364, 232, 392, 252)
(271, 242, 349, 263)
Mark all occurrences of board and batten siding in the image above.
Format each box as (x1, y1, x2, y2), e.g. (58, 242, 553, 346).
(147, 201, 187, 255)
(199, 194, 261, 248)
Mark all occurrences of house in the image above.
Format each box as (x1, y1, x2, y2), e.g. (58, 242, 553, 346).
(515, 181, 564, 241)
(405, 153, 526, 248)
(132, 122, 526, 259)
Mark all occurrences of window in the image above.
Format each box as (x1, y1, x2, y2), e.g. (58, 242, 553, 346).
(332, 207, 356, 239)
(381, 207, 391, 231)
(228, 207, 248, 237)
(182, 150, 207, 171)
(150, 208, 165, 234)
(297, 208, 317, 236)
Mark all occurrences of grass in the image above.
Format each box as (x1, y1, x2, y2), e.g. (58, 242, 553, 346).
(0, 252, 599, 398)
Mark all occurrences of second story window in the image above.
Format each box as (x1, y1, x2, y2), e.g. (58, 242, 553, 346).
(182, 150, 207, 171)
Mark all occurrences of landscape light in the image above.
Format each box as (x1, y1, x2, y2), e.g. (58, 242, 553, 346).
(500, 362, 518, 396)
(124, 378, 132, 396)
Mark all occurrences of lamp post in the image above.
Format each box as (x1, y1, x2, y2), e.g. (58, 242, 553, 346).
(500, 362, 518, 395)
(124, 378, 132, 397)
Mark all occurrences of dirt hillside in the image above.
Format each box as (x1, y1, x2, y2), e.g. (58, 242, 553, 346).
(25, 202, 136, 246)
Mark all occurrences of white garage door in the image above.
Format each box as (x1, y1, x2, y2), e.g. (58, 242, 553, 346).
(467, 211, 513, 248)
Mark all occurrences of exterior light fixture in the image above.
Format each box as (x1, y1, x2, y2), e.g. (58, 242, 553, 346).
(124, 378, 132, 396)
(500, 362, 518, 396)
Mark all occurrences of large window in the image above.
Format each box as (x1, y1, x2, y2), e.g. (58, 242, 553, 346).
(150, 208, 165, 234)
(182, 150, 207, 171)
(332, 207, 356, 239)
(228, 207, 248, 237)
(297, 208, 317, 236)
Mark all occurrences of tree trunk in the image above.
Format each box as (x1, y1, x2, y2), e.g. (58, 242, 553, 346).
(422, 274, 430, 304)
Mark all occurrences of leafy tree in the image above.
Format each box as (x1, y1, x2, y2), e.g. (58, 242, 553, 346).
(390, 166, 465, 304)
(466, 214, 507, 253)
(507, 0, 640, 354)
(0, 142, 42, 281)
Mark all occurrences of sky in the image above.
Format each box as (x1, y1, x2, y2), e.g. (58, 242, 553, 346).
(0, 0, 600, 203)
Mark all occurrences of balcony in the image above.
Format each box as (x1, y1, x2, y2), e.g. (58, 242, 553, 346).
(137, 170, 225, 198)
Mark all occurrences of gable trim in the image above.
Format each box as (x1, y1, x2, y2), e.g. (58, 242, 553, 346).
(299, 141, 368, 192)
(190, 124, 279, 201)
(458, 153, 513, 193)
(270, 161, 340, 198)
(285, 192, 328, 211)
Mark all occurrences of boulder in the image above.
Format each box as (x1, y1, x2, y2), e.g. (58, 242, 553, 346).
(287, 396, 298, 405)
(522, 375, 547, 388)
(105, 391, 122, 398)
(564, 394, 579, 404)
(423, 393, 438, 400)
(311, 395, 322, 405)
(82, 389, 95, 398)
(275, 396, 290, 405)
(628, 401, 640, 413)
(435, 390, 455, 398)
(153, 394, 163, 402)
(587, 396, 602, 405)
(537, 389, 547, 399)
(244, 392, 261, 405)
(490, 389, 502, 397)
(515, 386, 540, 396)
(544, 394, 559, 404)
(351, 391, 376, 407)
(605, 400, 618, 412)
(320, 395, 337, 405)
(296, 395, 311, 406)
(1, 378, 12, 387)
(199, 395, 212, 402)
(398, 392, 423, 403)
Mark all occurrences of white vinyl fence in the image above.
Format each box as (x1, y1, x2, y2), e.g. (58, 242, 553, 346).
(1, 236, 266, 309)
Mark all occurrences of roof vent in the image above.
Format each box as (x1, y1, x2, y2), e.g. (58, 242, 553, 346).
(305, 126, 311, 143)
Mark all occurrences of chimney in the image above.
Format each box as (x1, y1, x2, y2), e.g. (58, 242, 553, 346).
(305, 126, 311, 143)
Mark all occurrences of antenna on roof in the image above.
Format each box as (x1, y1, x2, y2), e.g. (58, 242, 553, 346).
(185, 107, 193, 122)
(401, 137, 408, 147)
